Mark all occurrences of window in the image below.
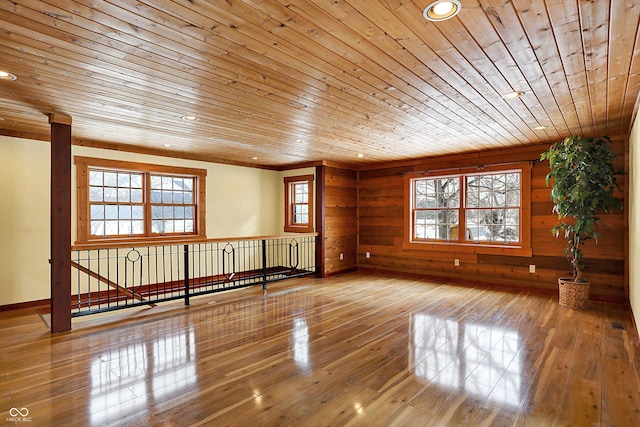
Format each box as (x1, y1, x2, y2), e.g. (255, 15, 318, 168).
(284, 174, 314, 233)
(75, 157, 206, 243)
(406, 163, 531, 255)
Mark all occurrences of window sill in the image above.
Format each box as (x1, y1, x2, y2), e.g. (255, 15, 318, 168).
(402, 240, 533, 257)
(284, 226, 314, 233)
(73, 234, 206, 250)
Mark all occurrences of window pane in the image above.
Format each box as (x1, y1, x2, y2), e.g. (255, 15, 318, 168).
(117, 173, 130, 187)
(105, 205, 118, 220)
(89, 171, 103, 186)
(119, 205, 131, 220)
(118, 188, 130, 203)
(175, 206, 185, 219)
(151, 190, 161, 203)
(162, 176, 172, 189)
(89, 187, 103, 202)
(184, 192, 193, 204)
(505, 226, 519, 242)
(151, 175, 162, 189)
(415, 195, 427, 208)
(162, 191, 172, 203)
(479, 191, 492, 208)
(492, 174, 505, 192)
(152, 206, 162, 219)
(506, 173, 520, 190)
(132, 220, 144, 234)
(173, 192, 184, 204)
(105, 220, 118, 235)
(183, 178, 193, 191)
(185, 206, 194, 219)
(466, 189, 478, 208)
(90, 221, 104, 235)
(414, 209, 458, 240)
(163, 206, 174, 219)
(294, 214, 308, 224)
(118, 221, 131, 235)
(90, 205, 104, 219)
(132, 205, 144, 219)
(130, 174, 143, 188)
(506, 190, 520, 206)
(104, 172, 117, 187)
(131, 189, 143, 203)
(104, 188, 117, 202)
(152, 220, 163, 233)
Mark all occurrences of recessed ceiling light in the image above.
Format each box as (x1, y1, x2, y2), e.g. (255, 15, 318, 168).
(162, 143, 172, 147)
(502, 90, 525, 99)
(181, 115, 198, 121)
(423, 0, 461, 22)
(251, 157, 259, 160)
(356, 153, 364, 158)
(294, 139, 305, 144)
(533, 125, 549, 130)
(0, 71, 17, 81)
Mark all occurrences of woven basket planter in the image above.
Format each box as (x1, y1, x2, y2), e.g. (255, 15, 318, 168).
(558, 278, 590, 309)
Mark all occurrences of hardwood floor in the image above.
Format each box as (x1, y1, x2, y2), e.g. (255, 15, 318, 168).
(1, 272, 640, 426)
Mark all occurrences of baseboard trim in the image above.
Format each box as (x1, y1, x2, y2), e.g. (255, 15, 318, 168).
(0, 298, 50, 312)
(355, 267, 628, 304)
(324, 267, 358, 278)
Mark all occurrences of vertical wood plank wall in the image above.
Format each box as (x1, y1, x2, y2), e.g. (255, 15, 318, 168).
(322, 166, 358, 276)
(357, 139, 627, 301)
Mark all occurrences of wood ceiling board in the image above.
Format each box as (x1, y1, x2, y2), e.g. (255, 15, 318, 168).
(0, 0, 638, 167)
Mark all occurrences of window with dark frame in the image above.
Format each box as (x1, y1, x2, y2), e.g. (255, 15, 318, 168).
(284, 174, 314, 233)
(75, 157, 206, 243)
(409, 164, 530, 249)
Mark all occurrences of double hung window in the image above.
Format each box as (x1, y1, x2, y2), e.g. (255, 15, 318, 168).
(75, 157, 206, 243)
(284, 174, 314, 233)
(408, 163, 531, 253)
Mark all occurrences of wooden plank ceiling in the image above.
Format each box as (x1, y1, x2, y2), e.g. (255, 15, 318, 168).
(0, 0, 639, 169)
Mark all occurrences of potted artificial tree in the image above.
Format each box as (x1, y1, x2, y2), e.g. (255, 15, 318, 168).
(540, 135, 623, 309)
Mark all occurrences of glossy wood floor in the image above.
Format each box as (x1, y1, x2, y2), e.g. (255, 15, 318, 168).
(2, 272, 640, 426)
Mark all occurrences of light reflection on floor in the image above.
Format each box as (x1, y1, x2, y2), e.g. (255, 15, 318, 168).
(292, 316, 310, 369)
(89, 327, 196, 425)
(411, 313, 521, 406)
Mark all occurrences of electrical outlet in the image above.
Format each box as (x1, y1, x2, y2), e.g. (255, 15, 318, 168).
(365, 252, 371, 259)
(340, 253, 344, 260)
(529, 264, 536, 273)
(454, 258, 460, 267)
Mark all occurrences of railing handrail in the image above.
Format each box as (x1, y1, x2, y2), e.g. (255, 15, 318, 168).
(72, 232, 319, 251)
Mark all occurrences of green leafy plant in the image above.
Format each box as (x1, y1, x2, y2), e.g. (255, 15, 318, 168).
(540, 135, 623, 282)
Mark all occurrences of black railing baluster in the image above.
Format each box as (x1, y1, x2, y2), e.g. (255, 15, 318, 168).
(71, 234, 316, 317)
(184, 244, 190, 306)
(262, 239, 268, 290)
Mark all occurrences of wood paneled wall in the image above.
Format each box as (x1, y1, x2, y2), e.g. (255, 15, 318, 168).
(322, 166, 358, 276)
(357, 139, 628, 301)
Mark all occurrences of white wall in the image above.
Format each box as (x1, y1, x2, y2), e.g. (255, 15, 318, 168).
(0, 135, 301, 306)
(0, 137, 51, 305)
(629, 107, 640, 334)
